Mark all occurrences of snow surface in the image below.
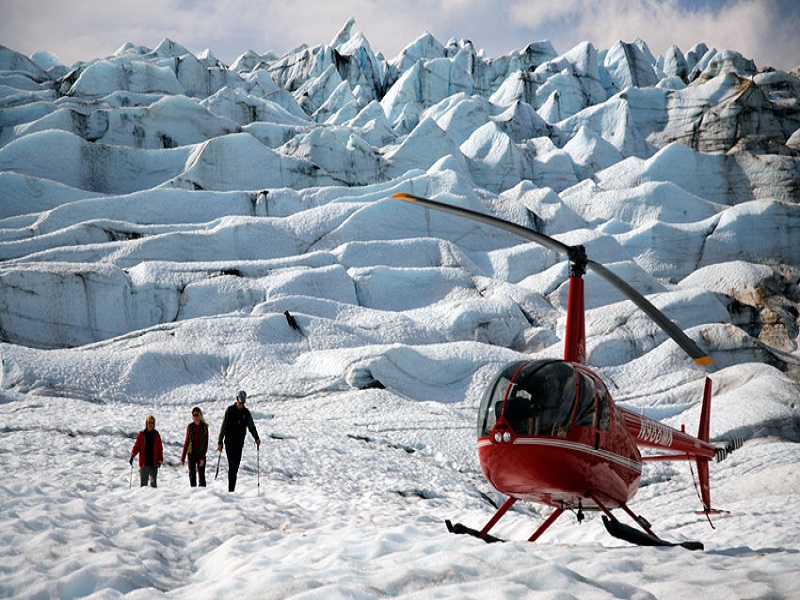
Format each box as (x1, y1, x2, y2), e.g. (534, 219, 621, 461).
(1, 24, 800, 599)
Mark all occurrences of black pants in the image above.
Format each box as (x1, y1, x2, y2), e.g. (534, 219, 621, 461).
(188, 453, 206, 487)
(140, 466, 158, 487)
(226, 444, 243, 492)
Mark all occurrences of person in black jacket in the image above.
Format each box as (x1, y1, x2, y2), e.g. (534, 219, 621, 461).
(217, 390, 260, 492)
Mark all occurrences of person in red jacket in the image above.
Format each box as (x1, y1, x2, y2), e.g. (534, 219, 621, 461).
(180, 407, 209, 487)
(130, 414, 164, 487)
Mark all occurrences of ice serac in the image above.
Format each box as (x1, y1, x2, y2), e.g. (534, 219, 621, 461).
(653, 69, 789, 154)
(172, 132, 335, 191)
(422, 93, 492, 146)
(281, 126, 386, 186)
(701, 201, 800, 268)
(7, 95, 239, 149)
(534, 42, 607, 118)
(333, 31, 387, 104)
(381, 53, 475, 128)
(685, 42, 709, 77)
(388, 32, 447, 78)
(0, 44, 48, 81)
(558, 91, 659, 159)
(270, 23, 386, 109)
(345, 100, 397, 147)
(461, 121, 531, 192)
(492, 101, 552, 143)
(312, 80, 359, 124)
(0, 129, 190, 193)
(559, 179, 718, 226)
(64, 58, 185, 97)
(294, 64, 345, 117)
(661, 45, 688, 82)
(604, 40, 659, 91)
(385, 117, 468, 181)
(200, 86, 306, 127)
(268, 44, 338, 95)
(169, 52, 242, 98)
(562, 125, 623, 180)
(230, 49, 280, 74)
(489, 70, 536, 108)
(0, 262, 140, 348)
(594, 142, 730, 203)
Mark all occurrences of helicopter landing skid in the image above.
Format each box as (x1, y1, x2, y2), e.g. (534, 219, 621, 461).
(602, 516, 703, 550)
(592, 497, 704, 551)
(445, 519, 504, 543)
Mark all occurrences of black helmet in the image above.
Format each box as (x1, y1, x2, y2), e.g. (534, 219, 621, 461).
(236, 390, 247, 403)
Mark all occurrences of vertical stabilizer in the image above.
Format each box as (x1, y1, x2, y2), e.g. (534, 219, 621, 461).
(698, 377, 712, 443)
(696, 377, 713, 512)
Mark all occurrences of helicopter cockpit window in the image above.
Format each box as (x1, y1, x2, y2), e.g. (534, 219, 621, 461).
(504, 361, 576, 438)
(574, 372, 596, 427)
(478, 363, 519, 437)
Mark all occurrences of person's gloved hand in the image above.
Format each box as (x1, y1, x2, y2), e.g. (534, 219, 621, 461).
(129, 456, 134, 466)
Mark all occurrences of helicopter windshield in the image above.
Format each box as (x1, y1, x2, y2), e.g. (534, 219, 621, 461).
(478, 360, 577, 438)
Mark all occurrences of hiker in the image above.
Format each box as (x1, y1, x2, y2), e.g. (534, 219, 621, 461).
(181, 406, 209, 487)
(217, 390, 260, 492)
(130, 414, 164, 487)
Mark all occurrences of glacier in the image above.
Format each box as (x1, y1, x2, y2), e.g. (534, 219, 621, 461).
(1, 20, 799, 599)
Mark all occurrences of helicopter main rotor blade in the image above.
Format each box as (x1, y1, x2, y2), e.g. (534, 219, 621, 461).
(391, 192, 713, 367)
(585, 260, 712, 366)
(391, 192, 574, 256)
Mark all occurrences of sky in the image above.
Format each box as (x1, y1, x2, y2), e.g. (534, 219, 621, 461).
(1, 0, 798, 71)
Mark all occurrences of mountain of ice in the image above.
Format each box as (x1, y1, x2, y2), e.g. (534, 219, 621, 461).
(1, 14, 797, 376)
(1, 19, 799, 598)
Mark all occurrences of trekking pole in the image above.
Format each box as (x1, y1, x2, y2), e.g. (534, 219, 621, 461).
(215, 449, 222, 480)
(129, 461, 133, 489)
(257, 442, 260, 496)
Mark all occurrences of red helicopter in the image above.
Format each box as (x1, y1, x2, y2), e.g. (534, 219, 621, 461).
(392, 192, 742, 550)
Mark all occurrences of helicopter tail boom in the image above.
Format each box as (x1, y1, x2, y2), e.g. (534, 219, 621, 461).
(622, 377, 740, 520)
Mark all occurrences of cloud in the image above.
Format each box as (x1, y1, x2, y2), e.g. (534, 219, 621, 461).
(506, 0, 799, 70)
(508, 0, 587, 23)
(0, 0, 796, 70)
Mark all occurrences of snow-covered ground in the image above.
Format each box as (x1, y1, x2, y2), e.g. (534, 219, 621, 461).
(1, 23, 800, 599)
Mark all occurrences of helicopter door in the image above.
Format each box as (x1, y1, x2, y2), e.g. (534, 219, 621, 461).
(572, 371, 613, 449)
(596, 378, 610, 431)
(574, 372, 597, 428)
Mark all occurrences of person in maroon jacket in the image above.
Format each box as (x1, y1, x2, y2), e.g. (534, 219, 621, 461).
(181, 407, 209, 487)
(130, 414, 164, 487)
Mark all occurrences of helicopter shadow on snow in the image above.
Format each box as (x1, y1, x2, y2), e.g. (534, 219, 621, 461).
(708, 546, 799, 558)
